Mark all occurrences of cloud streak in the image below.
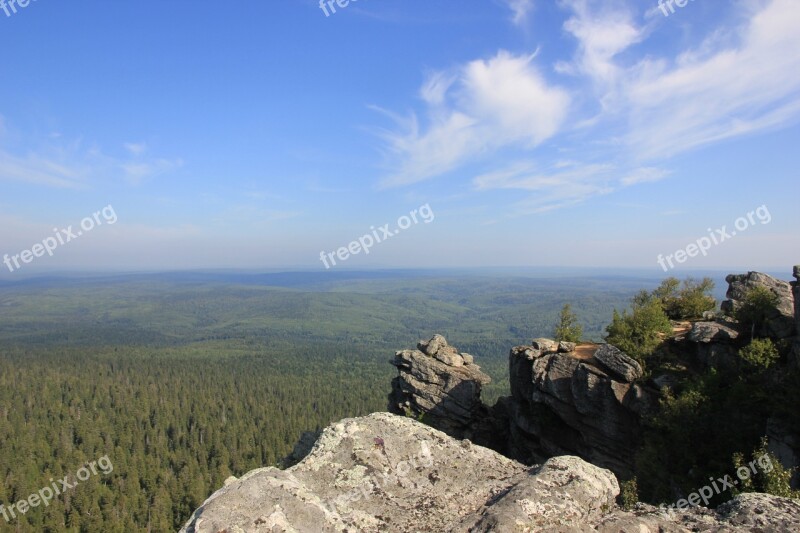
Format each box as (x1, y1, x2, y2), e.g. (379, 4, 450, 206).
(376, 0, 800, 214)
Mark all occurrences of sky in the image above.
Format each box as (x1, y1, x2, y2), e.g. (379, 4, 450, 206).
(0, 0, 798, 276)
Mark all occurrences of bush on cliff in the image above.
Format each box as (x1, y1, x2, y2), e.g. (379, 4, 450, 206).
(734, 285, 780, 340)
(605, 295, 672, 365)
(650, 277, 716, 320)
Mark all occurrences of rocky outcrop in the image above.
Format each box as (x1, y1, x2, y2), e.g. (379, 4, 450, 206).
(506, 342, 656, 478)
(686, 320, 741, 371)
(390, 336, 656, 479)
(388, 335, 491, 440)
(722, 271, 795, 339)
(181, 413, 800, 532)
(688, 321, 740, 343)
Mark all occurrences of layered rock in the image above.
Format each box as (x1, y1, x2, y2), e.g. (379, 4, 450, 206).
(390, 336, 656, 479)
(506, 342, 656, 478)
(181, 413, 800, 533)
(721, 271, 795, 339)
(388, 335, 491, 440)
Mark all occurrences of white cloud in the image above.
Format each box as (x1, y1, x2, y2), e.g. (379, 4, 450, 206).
(379, 51, 570, 187)
(557, 0, 643, 91)
(376, 0, 800, 215)
(623, 0, 800, 158)
(557, 0, 800, 159)
(505, 0, 534, 26)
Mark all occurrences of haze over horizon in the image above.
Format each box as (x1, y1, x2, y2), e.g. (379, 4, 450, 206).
(2, 0, 798, 274)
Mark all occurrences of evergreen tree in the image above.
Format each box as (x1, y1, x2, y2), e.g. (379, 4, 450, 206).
(554, 304, 583, 343)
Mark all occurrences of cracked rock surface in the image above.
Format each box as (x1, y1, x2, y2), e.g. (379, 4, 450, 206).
(180, 413, 800, 533)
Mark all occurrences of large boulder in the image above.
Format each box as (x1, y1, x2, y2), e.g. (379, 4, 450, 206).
(687, 321, 740, 343)
(181, 413, 800, 533)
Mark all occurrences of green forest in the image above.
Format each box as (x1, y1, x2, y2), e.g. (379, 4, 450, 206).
(0, 271, 723, 531)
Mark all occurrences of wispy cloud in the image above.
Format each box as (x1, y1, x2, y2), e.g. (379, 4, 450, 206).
(0, 127, 182, 188)
(375, 0, 800, 214)
(505, 0, 534, 26)
(377, 50, 570, 187)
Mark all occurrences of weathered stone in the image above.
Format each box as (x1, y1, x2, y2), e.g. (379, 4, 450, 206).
(418, 333, 448, 356)
(593, 344, 643, 383)
(532, 337, 559, 354)
(722, 271, 795, 339)
(509, 349, 654, 477)
(389, 336, 490, 440)
(461, 353, 474, 365)
(558, 341, 577, 353)
(183, 414, 800, 533)
(687, 321, 740, 343)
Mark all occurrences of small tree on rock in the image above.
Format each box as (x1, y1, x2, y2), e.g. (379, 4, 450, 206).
(554, 304, 583, 343)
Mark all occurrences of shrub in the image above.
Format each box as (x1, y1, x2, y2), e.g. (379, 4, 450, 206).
(652, 277, 716, 319)
(735, 286, 779, 340)
(739, 338, 779, 370)
(733, 437, 800, 499)
(619, 478, 639, 511)
(605, 295, 672, 364)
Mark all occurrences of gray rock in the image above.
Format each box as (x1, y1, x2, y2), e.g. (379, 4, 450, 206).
(418, 334, 465, 367)
(461, 353, 474, 365)
(687, 321, 740, 343)
(456, 455, 618, 531)
(418, 333, 448, 356)
(180, 413, 527, 533)
(182, 414, 800, 533)
(558, 341, 577, 353)
(593, 344, 643, 383)
(532, 338, 559, 354)
(509, 349, 654, 478)
(722, 271, 795, 339)
(389, 336, 490, 439)
(794, 265, 800, 280)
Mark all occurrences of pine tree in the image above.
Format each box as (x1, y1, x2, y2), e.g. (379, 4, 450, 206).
(554, 304, 583, 343)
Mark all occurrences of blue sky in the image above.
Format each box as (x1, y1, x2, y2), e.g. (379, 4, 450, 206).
(0, 0, 798, 275)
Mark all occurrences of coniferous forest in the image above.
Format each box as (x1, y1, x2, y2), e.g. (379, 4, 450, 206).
(0, 271, 658, 531)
